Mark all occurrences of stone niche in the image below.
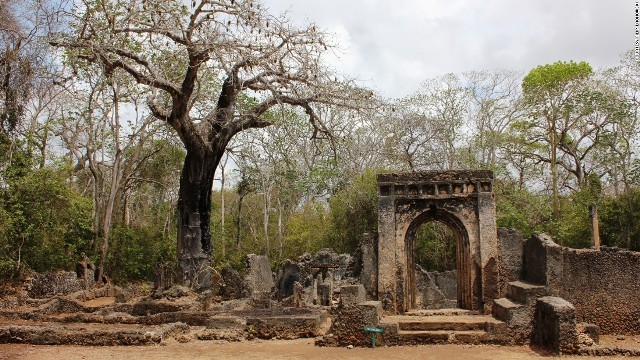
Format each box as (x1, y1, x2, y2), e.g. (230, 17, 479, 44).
(377, 170, 499, 314)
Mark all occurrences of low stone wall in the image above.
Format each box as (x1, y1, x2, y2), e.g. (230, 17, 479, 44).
(246, 310, 330, 340)
(316, 301, 382, 347)
(523, 233, 640, 334)
(26, 271, 86, 298)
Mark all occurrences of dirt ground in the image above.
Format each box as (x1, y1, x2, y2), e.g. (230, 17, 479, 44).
(0, 339, 633, 360)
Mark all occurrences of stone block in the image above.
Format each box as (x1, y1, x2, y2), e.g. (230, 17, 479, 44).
(340, 285, 366, 307)
(532, 296, 577, 354)
(243, 254, 274, 298)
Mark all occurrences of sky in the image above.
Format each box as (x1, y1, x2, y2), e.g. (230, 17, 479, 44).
(262, 0, 635, 98)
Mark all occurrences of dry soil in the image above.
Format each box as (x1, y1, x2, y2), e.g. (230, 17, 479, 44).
(0, 338, 634, 360)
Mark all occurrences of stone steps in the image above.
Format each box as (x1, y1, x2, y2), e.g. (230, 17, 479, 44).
(492, 297, 524, 322)
(396, 329, 489, 344)
(507, 281, 547, 306)
(404, 308, 478, 317)
(397, 315, 492, 331)
(381, 312, 504, 345)
(492, 280, 546, 323)
(490, 280, 548, 345)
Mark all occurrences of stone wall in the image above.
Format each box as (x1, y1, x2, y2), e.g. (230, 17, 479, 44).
(316, 301, 382, 347)
(523, 233, 640, 334)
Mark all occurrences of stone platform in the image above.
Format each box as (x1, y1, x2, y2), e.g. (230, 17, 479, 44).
(379, 309, 506, 345)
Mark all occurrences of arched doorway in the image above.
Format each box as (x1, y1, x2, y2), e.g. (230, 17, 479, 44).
(376, 171, 499, 314)
(405, 209, 473, 310)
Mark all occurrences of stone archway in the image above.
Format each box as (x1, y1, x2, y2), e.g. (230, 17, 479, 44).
(377, 171, 499, 314)
(405, 209, 472, 310)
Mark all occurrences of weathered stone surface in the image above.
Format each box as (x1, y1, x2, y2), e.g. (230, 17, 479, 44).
(220, 265, 243, 300)
(414, 266, 456, 310)
(316, 301, 382, 347)
(245, 309, 330, 340)
(130, 300, 188, 316)
(317, 283, 331, 306)
(378, 313, 505, 346)
(26, 271, 85, 298)
(340, 285, 366, 307)
(75, 253, 96, 289)
(243, 254, 274, 298)
(522, 233, 562, 286)
(354, 232, 378, 298)
(292, 281, 304, 307)
(0, 322, 189, 346)
(430, 270, 457, 300)
(497, 228, 523, 297)
(277, 260, 307, 298)
(532, 296, 577, 354)
(38, 297, 91, 314)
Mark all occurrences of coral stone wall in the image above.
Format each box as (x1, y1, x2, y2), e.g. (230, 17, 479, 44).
(523, 233, 640, 334)
(558, 248, 640, 334)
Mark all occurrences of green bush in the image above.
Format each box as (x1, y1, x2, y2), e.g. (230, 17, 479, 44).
(0, 168, 93, 278)
(326, 170, 379, 254)
(107, 226, 175, 283)
(600, 188, 640, 251)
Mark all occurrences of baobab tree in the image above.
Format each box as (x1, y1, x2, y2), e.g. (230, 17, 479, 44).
(54, 0, 371, 288)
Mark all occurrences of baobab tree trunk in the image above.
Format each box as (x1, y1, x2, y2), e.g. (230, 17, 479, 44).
(176, 146, 220, 289)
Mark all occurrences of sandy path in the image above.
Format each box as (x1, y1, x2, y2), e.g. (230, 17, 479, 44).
(0, 339, 629, 360)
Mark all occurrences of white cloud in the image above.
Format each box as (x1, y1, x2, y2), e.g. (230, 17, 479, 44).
(263, 0, 635, 98)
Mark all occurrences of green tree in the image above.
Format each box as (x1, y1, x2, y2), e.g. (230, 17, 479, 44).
(57, 0, 370, 288)
(327, 170, 379, 254)
(0, 168, 92, 278)
(600, 188, 640, 251)
(522, 61, 593, 218)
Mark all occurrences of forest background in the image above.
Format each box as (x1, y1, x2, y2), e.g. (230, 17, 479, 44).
(1, 0, 639, 284)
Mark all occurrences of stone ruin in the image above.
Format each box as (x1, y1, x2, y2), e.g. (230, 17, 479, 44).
(3, 170, 640, 355)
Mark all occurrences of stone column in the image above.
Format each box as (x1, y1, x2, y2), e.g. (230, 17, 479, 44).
(477, 186, 499, 313)
(589, 205, 601, 249)
(377, 194, 397, 313)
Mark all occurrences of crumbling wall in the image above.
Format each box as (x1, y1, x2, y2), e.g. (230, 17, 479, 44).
(558, 247, 640, 334)
(316, 300, 382, 347)
(523, 233, 640, 334)
(274, 249, 354, 305)
(353, 232, 377, 299)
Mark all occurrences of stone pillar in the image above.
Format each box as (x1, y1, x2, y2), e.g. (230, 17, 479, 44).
(318, 272, 334, 306)
(477, 187, 499, 312)
(589, 205, 601, 249)
(293, 281, 304, 307)
(312, 273, 322, 305)
(360, 232, 378, 298)
(76, 253, 96, 290)
(377, 194, 397, 313)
